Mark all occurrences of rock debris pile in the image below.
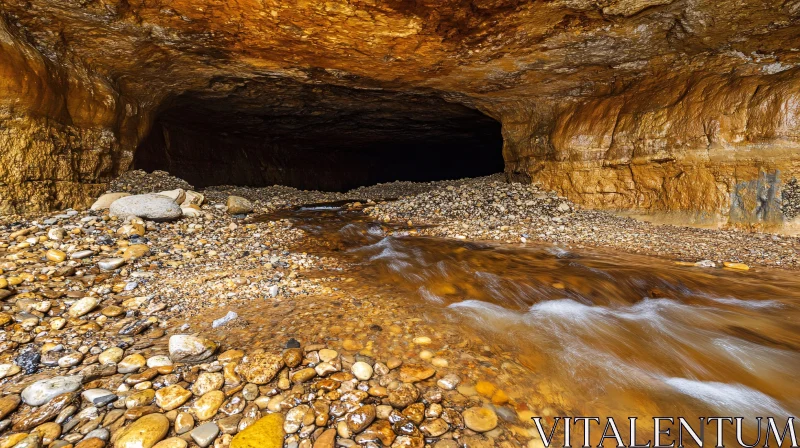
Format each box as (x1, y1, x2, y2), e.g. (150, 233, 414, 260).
(0, 172, 530, 448)
(365, 177, 800, 269)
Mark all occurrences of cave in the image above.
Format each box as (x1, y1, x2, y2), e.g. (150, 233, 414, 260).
(133, 79, 504, 191)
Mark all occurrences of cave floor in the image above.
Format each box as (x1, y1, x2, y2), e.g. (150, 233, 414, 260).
(0, 172, 799, 448)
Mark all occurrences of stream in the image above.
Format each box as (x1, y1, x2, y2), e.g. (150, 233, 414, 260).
(252, 201, 800, 445)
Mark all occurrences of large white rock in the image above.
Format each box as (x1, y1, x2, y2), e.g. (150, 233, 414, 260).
(169, 335, 217, 363)
(91, 192, 131, 211)
(21, 375, 84, 406)
(109, 194, 182, 221)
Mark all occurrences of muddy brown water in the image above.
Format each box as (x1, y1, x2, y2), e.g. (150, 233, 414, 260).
(239, 202, 800, 445)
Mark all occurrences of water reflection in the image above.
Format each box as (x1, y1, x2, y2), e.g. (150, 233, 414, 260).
(256, 203, 800, 443)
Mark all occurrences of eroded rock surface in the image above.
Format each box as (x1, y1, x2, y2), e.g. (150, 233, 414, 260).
(2, 0, 800, 226)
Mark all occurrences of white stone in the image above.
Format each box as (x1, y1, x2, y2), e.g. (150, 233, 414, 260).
(71, 250, 95, 259)
(22, 375, 84, 406)
(69, 296, 98, 318)
(109, 194, 182, 221)
(168, 335, 216, 363)
(351, 362, 373, 381)
(98, 258, 125, 271)
(190, 422, 219, 448)
(181, 207, 202, 218)
(212, 311, 238, 328)
(146, 355, 173, 368)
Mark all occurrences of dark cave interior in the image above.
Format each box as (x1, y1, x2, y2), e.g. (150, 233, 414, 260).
(134, 79, 505, 191)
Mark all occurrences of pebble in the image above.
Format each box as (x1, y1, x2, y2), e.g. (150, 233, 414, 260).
(118, 354, 147, 373)
(155, 385, 192, 411)
(91, 192, 131, 210)
(191, 422, 220, 448)
(346, 404, 376, 433)
(284, 404, 310, 433)
(146, 355, 172, 368)
(82, 389, 116, 406)
(212, 311, 238, 328)
(463, 407, 498, 432)
(46, 249, 67, 262)
(175, 412, 194, 434)
(152, 438, 188, 448)
(110, 194, 183, 221)
(98, 258, 126, 271)
(226, 196, 254, 214)
(168, 335, 217, 363)
(192, 391, 225, 420)
(22, 376, 84, 406)
(69, 297, 99, 318)
(114, 413, 170, 448)
(350, 362, 373, 381)
(237, 352, 285, 384)
(0, 394, 20, 420)
(398, 364, 435, 383)
(99, 347, 124, 365)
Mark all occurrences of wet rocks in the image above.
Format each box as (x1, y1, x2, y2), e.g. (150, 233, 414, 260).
(168, 335, 217, 363)
(351, 361, 373, 381)
(345, 404, 376, 433)
(237, 352, 284, 384)
(192, 391, 225, 420)
(462, 407, 498, 432)
(68, 296, 99, 318)
(398, 364, 435, 383)
(191, 422, 220, 447)
(98, 258, 126, 271)
(231, 413, 285, 448)
(155, 385, 192, 411)
(14, 392, 76, 431)
(118, 354, 147, 373)
(0, 394, 20, 419)
(388, 383, 419, 408)
(114, 413, 170, 448)
(110, 194, 183, 221)
(22, 376, 84, 406)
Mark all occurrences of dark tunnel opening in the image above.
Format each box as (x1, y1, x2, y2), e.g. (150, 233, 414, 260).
(133, 80, 505, 191)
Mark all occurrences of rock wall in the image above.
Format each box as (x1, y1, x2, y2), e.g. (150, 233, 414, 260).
(2, 0, 800, 228)
(0, 17, 143, 213)
(503, 70, 800, 228)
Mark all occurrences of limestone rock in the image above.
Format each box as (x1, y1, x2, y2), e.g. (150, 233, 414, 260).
(226, 196, 253, 215)
(462, 407, 498, 432)
(114, 413, 170, 448)
(236, 352, 284, 384)
(91, 193, 131, 210)
(110, 194, 182, 221)
(21, 375, 83, 406)
(168, 335, 217, 363)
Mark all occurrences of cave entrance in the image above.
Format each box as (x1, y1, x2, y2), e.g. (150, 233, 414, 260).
(133, 80, 504, 191)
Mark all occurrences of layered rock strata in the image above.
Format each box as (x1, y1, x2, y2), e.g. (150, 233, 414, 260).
(2, 0, 800, 227)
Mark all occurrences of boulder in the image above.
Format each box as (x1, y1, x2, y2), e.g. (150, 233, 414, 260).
(226, 196, 253, 214)
(109, 194, 182, 221)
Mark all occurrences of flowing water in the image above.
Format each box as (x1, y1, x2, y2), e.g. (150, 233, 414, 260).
(251, 202, 800, 445)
